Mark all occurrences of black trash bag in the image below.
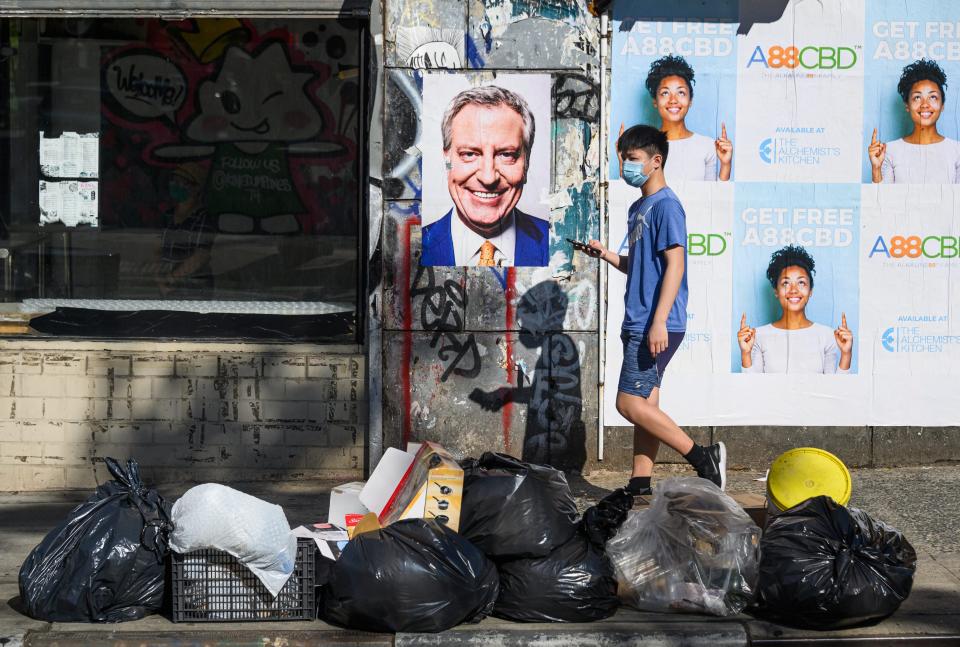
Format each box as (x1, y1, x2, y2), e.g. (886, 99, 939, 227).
(459, 452, 579, 559)
(18, 458, 171, 622)
(755, 495, 916, 630)
(582, 487, 634, 550)
(320, 519, 499, 633)
(494, 530, 619, 623)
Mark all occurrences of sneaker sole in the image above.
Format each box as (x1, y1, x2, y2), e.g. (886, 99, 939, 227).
(717, 441, 728, 491)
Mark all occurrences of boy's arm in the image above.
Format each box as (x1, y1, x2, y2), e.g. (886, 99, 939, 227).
(602, 250, 629, 274)
(586, 240, 628, 274)
(648, 245, 684, 356)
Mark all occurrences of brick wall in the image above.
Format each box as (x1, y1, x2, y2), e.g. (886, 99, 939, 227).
(0, 343, 366, 491)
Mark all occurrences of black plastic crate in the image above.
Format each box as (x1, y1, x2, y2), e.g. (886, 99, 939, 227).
(170, 538, 315, 622)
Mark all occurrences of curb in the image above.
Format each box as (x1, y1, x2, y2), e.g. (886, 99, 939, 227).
(396, 622, 750, 646)
(21, 630, 391, 646)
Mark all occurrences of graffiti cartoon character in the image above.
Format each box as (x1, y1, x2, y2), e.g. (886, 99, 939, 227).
(155, 41, 346, 234)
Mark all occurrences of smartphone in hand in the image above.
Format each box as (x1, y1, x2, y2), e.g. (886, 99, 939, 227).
(566, 237, 591, 252)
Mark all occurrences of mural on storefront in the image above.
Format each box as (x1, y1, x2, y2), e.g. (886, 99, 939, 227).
(100, 18, 359, 235)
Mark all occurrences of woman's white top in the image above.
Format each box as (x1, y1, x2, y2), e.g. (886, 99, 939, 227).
(665, 132, 718, 182)
(742, 323, 849, 374)
(880, 136, 960, 184)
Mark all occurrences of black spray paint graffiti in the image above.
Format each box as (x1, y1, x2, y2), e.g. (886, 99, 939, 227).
(411, 265, 481, 382)
(553, 73, 600, 122)
(470, 281, 586, 473)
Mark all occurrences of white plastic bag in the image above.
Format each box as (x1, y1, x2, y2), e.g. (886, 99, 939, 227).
(606, 477, 761, 616)
(170, 484, 297, 597)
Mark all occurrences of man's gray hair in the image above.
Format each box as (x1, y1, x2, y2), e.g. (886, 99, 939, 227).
(441, 85, 535, 161)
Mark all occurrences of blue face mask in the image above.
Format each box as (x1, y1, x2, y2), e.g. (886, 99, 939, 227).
(622, 159, 650, 188)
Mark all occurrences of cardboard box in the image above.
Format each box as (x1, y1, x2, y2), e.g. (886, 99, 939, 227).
(378, 441, 463, 532)
(359, 447, 415, 517)
(328, 481, 369, 528)
(349, 512, 382, 538)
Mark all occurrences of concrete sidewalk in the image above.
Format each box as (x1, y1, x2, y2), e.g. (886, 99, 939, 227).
(1, 465, 959, 646)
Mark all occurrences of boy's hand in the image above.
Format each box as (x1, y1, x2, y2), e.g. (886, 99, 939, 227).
(647, 321, 669, 357)
(586, 239, 606, 259)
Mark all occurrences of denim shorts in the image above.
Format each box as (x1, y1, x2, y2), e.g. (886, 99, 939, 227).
(617, 329, 686, 398)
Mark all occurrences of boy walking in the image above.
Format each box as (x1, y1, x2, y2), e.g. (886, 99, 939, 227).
(588, 125, 726, 495)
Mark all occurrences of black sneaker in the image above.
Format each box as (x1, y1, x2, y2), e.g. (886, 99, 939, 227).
(624, 482, 652, 497)
(696, 442, 727, 491)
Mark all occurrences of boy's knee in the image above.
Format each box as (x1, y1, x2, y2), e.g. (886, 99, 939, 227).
(616, 393, 653, 424)
(615, 398, 627, 419)
(615, 395, 633, 419)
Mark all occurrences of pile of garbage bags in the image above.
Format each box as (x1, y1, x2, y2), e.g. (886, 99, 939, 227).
(16, 450, 917, 633)
(603, 479, 916, 626)
(318, 452, 623, 630)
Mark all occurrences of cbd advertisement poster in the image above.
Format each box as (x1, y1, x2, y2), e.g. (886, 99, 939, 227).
(607, 0, 960, 426)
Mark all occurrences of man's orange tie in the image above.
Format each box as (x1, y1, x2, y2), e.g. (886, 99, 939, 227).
(478, 240, 496, 267)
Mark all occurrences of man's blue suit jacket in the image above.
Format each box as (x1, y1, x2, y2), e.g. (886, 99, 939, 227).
(420, 208, 549, 266)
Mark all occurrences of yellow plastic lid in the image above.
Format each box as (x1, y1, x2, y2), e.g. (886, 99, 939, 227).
(767, 447, 852, 511)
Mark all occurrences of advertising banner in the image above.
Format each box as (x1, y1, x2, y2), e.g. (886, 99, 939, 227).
(607, 0, 960, 426)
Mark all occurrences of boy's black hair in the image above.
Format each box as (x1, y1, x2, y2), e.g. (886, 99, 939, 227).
(897, 58, 947, 104)
(645, 54, 696, 99)
(617, 125, 669, 167)
(766, 244, 816, 289)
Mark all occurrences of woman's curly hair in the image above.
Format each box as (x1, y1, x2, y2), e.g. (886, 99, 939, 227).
(766, 245, 816, 289)
(645, 54, 695, 99)
(897, 58, 947, 103)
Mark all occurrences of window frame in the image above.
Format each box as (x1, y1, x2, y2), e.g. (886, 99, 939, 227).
(0, 7, 371, 344)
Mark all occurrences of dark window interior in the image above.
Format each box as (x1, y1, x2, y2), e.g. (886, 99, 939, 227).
(0, 17, 365, 341)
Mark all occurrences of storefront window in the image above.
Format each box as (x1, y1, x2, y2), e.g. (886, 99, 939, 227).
(0, 17, 364, 340)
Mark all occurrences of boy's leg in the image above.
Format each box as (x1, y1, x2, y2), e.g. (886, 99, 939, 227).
(631, 387, 660, 478)
(616, 389, 693, 458)
(618, 389, 725, 489)
(618, 331, 726, 489)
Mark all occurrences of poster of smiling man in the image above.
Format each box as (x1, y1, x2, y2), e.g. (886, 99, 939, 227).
(420, 73, 551, 267)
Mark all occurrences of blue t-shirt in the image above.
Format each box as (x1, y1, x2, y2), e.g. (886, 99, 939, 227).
(622, 186, 688, 333)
